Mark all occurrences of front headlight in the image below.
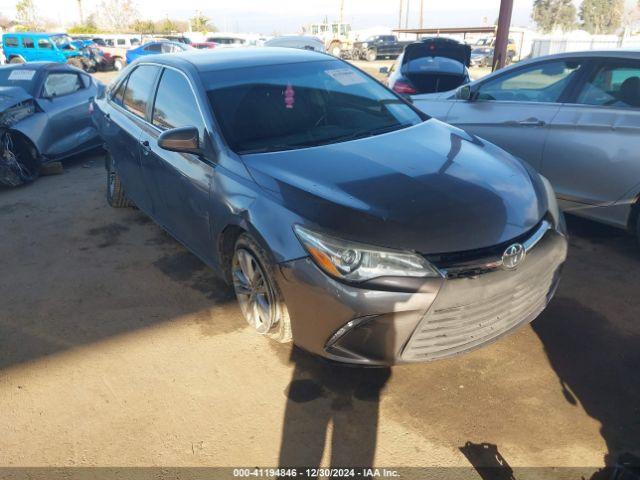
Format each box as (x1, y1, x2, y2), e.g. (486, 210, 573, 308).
(294, 225, 441, 283)
(362, 42, 369, 48)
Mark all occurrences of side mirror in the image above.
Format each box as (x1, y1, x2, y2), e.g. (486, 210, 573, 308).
(456, 85, 473, 101)
(158, 126, 201, 155)
(379, 66, 389, 75)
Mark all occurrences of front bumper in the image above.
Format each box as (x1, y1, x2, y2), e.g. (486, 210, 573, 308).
(276, 219, 568, 366)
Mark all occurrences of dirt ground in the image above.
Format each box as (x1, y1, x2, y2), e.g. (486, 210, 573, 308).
(0, 63, 638, 478)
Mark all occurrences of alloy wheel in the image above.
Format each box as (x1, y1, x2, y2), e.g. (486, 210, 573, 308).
(232, 248, 277, 334)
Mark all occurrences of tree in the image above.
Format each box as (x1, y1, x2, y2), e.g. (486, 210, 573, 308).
(579, 0, 624, 34)
(532, 0, 577, 33)
(68, 14, 98, 34)
(190, 11, 215, 33)
(157, 18, 176, 34)
(98, 0, 138, 32)
(130, 20, 155, 34)
(15, 0, 42, 31)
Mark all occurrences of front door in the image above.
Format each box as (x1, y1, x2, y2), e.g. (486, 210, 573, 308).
(139, 67, 215, 261)
(39, 70, 94, 157)
(445, 58, 586, 171)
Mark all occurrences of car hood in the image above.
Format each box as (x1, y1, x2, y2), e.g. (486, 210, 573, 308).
(0, 87, 34, 112)
(242, 119, 548, 254)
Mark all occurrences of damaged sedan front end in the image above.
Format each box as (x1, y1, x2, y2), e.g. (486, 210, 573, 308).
(0, 87, 40, 186)
(0, 62, 102, 187)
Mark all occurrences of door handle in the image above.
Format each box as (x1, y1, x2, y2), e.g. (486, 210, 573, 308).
(104, 113, 111, 123)
(518, 119, 546, 127)
(140, 139, 151, 155)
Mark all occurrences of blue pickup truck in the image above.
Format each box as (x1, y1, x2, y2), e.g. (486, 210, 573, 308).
(2, 33, 92, 70)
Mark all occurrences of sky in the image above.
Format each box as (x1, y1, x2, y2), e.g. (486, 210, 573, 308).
(0, 0, 609, 34)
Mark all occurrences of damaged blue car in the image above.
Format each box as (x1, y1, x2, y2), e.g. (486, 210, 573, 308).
(0, 62, 102, 186)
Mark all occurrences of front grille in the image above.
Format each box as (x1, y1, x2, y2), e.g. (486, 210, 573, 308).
(401, 230, 564, 362)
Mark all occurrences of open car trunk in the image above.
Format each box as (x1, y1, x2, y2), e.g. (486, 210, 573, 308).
(404, 71, 467, 93)
(401, 38, 471, 94)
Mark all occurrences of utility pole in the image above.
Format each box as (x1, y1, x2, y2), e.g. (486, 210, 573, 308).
(405, 0, 410, 29)
(493, 0, 514, 70)
(339, 0, 344, 25)
(419, 0, 424, 29)
(398, 0, 403, 30)
(77, 0, 84, 24)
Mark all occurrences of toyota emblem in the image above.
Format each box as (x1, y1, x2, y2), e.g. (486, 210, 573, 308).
(502, 243, 526, 270)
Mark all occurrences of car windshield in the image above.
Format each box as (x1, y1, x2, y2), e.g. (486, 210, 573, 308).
(0, 68, 37, 95)
(203, 59, 424, 154)
(52, 35, 74, 48)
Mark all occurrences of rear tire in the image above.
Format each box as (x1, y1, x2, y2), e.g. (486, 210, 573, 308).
(106, 156, 134, 208)
(232, 233, 292, 343)
(9, 56, 24, 64)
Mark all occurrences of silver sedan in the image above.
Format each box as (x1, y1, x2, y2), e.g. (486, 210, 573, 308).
(413, 50, 640, 244)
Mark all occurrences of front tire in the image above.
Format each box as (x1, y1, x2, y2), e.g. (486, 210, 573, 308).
(9, 56, 24, 64)
(113, 57, 124, 71)
(366, 49, 377, 62)
(232, 234, 292, 343)
(106, 156, 134, 208)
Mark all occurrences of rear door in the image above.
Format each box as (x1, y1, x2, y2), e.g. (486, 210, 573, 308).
(445, 58, 586, 171)
(106, 64, 161, 214)
(21, 36, 37, 61)
(541, 57, 640, 213)
(139, 67, 215, 260)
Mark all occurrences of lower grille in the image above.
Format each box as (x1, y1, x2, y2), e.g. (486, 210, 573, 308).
(401, 232, 565, 362)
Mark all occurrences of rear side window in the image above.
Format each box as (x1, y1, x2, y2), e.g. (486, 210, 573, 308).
(43, 72, 83, 97)
(122, 65, 160, 118)
(4, 37, 18, 47)
(152, 69, 203, 131)
(117, 39, 126, 46)
(38, 38, 53, 49)
(144, 43, 161, 52)
(477, 59, 582, 103)
(576, 61, 640, 109)
(23, 37, 35, 48)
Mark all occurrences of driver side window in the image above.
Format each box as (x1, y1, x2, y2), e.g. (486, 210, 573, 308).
(42, 72, 83, 97)
(477, 60, 582, 103)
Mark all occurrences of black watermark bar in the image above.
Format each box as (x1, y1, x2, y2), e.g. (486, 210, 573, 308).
(0, 467, 637, 480)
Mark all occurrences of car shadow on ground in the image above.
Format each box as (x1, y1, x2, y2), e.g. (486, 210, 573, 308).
(277, 347, 391, 474)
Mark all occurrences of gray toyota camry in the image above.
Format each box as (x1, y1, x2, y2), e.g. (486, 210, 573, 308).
(92, 48, 568, 365)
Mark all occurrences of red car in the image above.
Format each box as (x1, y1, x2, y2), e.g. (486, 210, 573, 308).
(191, 42, 217, 49)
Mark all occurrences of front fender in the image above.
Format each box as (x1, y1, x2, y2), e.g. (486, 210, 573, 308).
(8, 113, 47, 158)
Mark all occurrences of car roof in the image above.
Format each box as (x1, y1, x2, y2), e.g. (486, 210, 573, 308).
(137, 47, 332, 73)
(0, 62, 66, 72)
(515, 49, 640, 67)
(2, 32, 65, 37)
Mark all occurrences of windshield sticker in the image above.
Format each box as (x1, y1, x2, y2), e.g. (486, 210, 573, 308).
(8, 70, 36, 81)
(284, 84, 295, 109)
(325, 68, 366, 86)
